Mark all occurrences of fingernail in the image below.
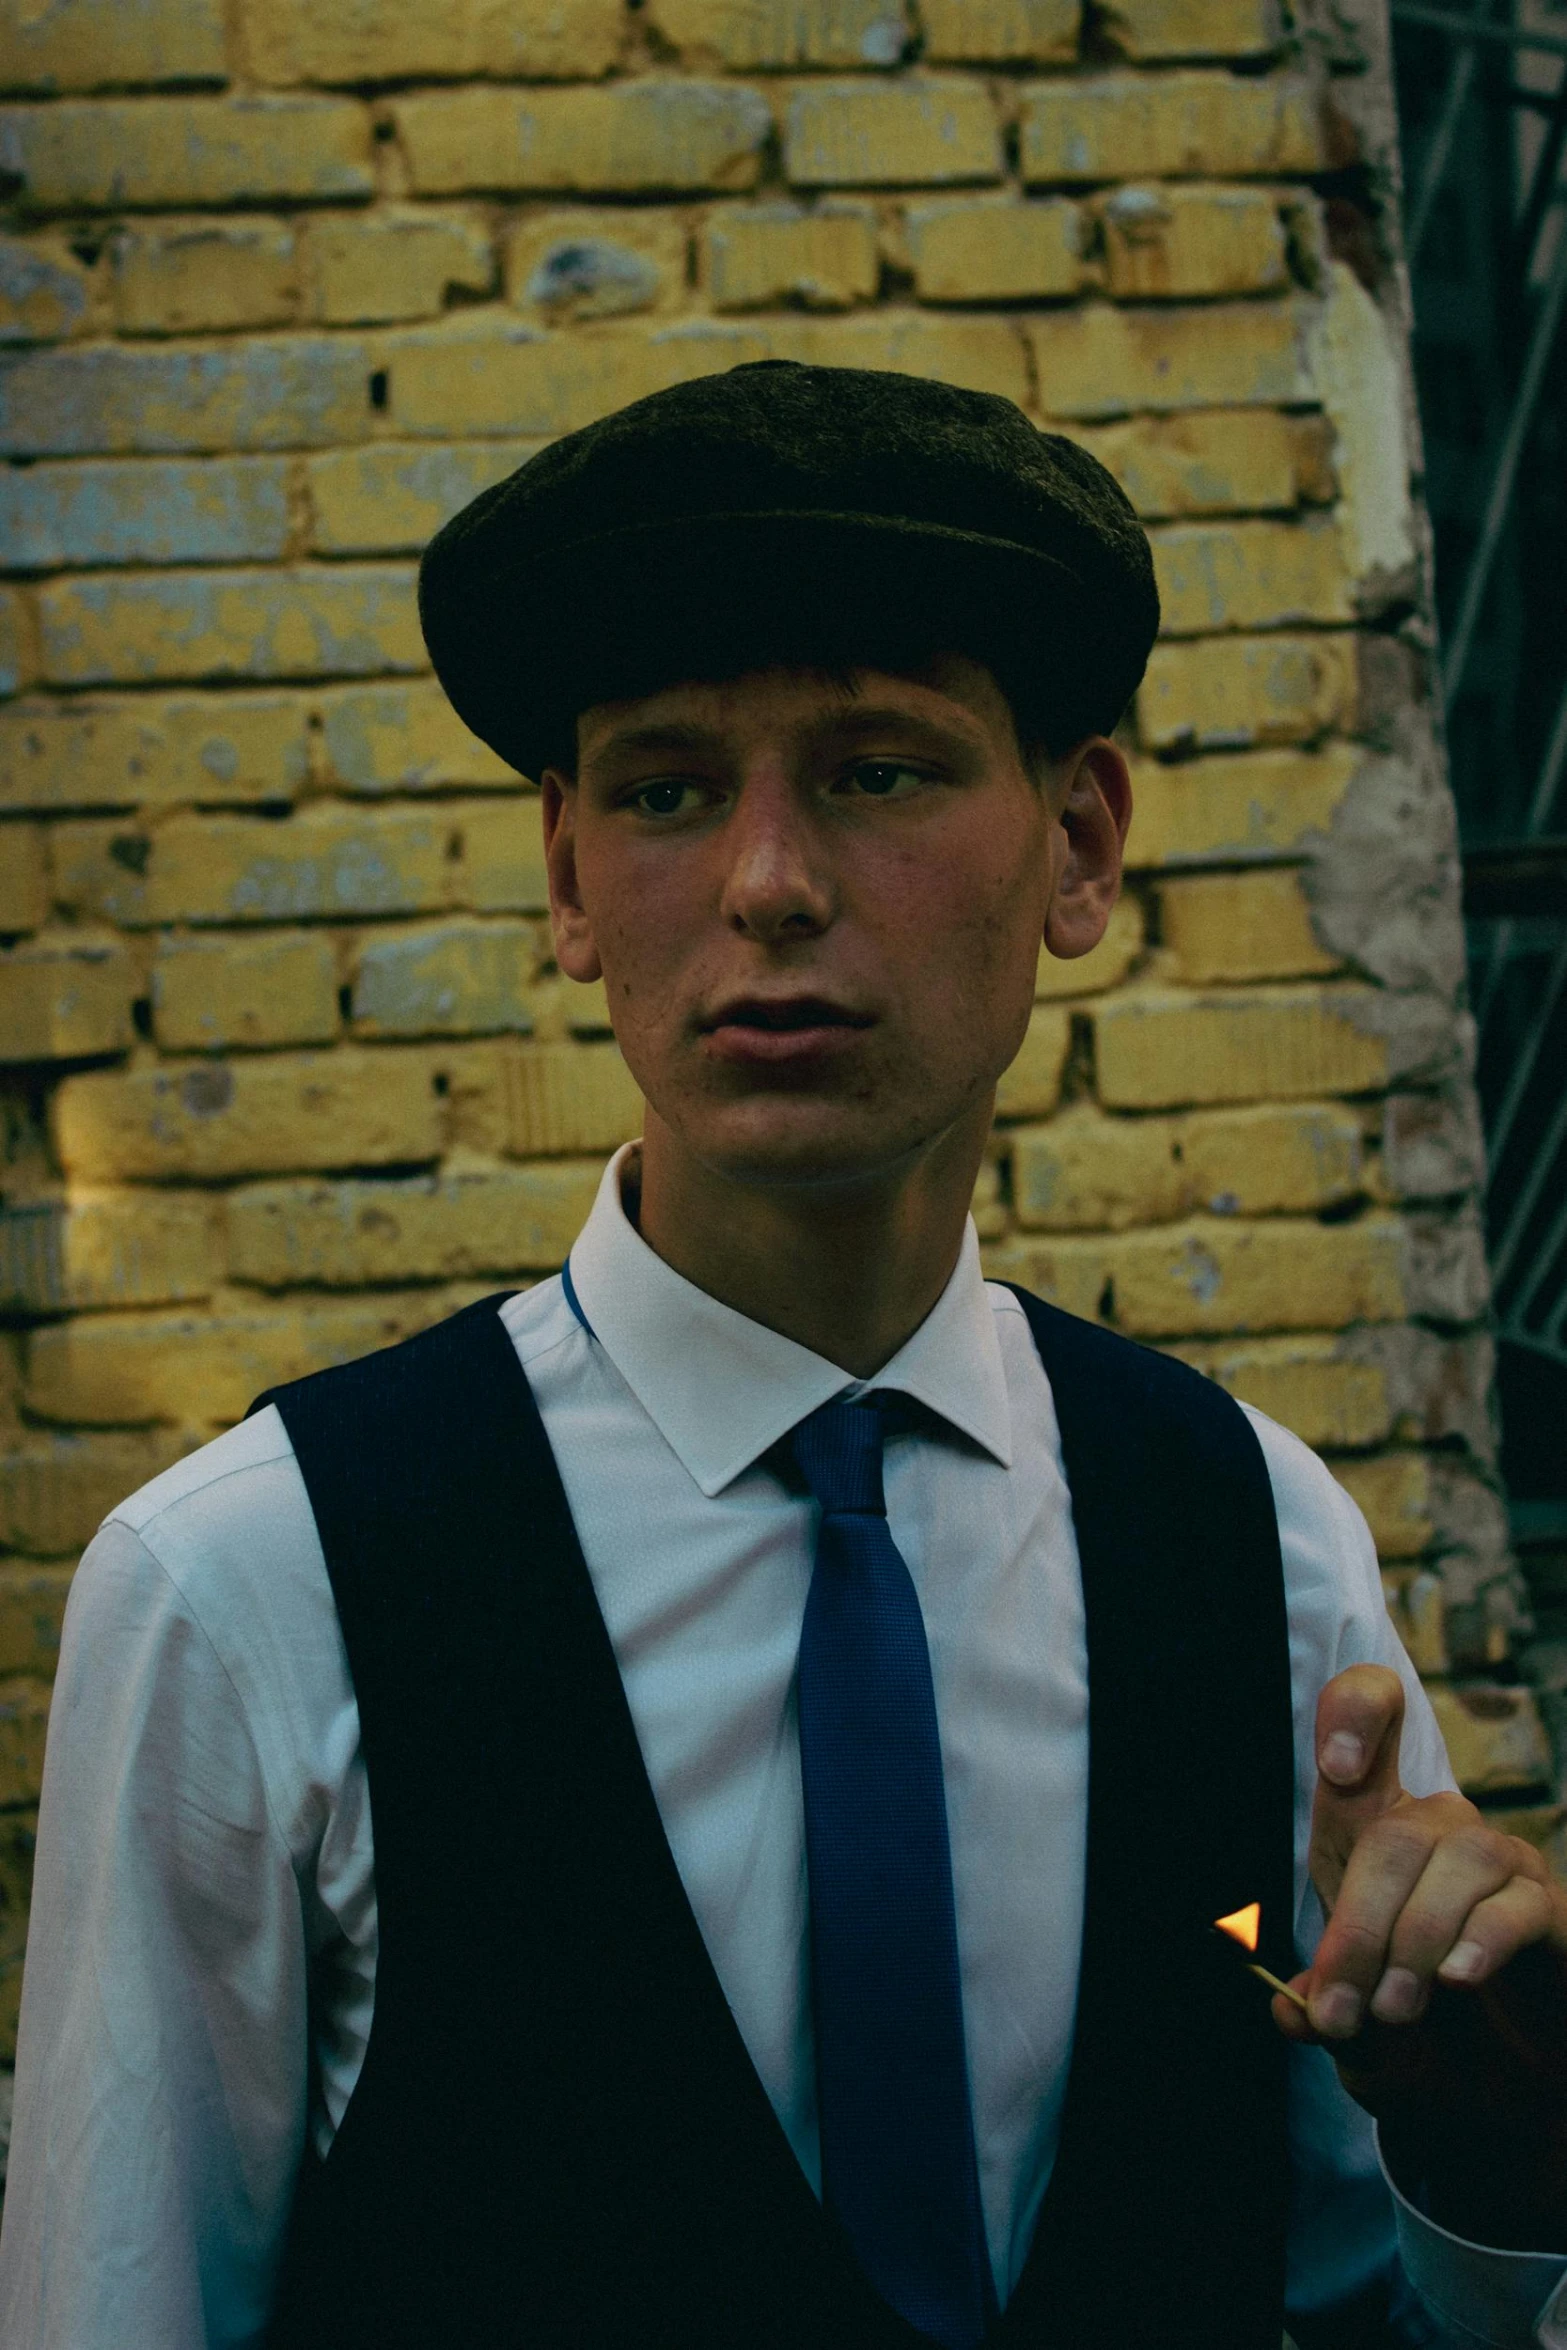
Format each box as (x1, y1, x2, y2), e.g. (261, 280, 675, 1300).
(1312, 1983, 1364, 2038)
(1320, 1731, 1366, 1784)
(1439, 1940, 1486, 1983)
(1371, 1966, 1424, 2023)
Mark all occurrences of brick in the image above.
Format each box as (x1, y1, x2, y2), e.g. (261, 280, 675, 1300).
(1173, 1331, 1398, 1451)
(1064, 410, 1299, 519)
(0, 1808, 34, 1970)
(1159, 868, 1341, 984)
(1137, 634, 1358, 754)
(785, 78, 1000, 187)
(649, 0, 908, 68)
(0, 824, 48, 930)
(525, 969, 614, 1039)
(1427, 1683, 1554, 1797)
(1125, 745, 1358, 868)
(0, 233, 94, 342)
(384, 311, 1028, 438)
(0, 1189, 219, 1313)
(351, 918, 536, 1036)
(1093, 985, 1388, 1109)
(987, 1211, 1405, 1337)
(50, 1047, 454, 1181)
(704, 203, 878, 311)
(307, 440, 541, 555)
(244, 0, 624, 83)
(450, 799, 551, 910)
(919, 0, 1077, 62)
(230, 1159, 600, 1285)
(37, 565, 422, 688)
(0, 1429, 191, 1554)
(1011, 1099, 1362, 1229)
(0, 0, 227, 91)
(993, 1004, 1071, 1118)
(0, 95, 375, 210)
(111, 218, 298, 337)
(906, 197, 1080, 302)
(1380, 1086, 1486, 1204)
(0, 589, 35, 698)
(53, 801, 472, 927)
(0, 335, 378, 457)
(1033, 892, 1143, 1000)
(0, 932, 130, 1062)
(505, 1038, 643, 1155)
(0, 1567, 72, 1674)
(23, 1289, 477, 1428)
(1105, 0, 1283, 59)
(1098, 183, 1287, 300)
(0, 693, 311, 813)
(1028, 300, 1309, 420)
(1108, 1214, 1405, 1337)
(316, 679, 516, 793)
(304, 207, 494, 326)
(0, 457, 292, 571)
(1332, 1451, 1435, 1560)
(0, 1678, 49, 1807)
(152, 930, 339, 1051)
(393, 82, 771, 197)
(1152, 519, 1353, 636)
(510, 208, 686, 322)
(1381, 1564, 1448, 1671)
(1020, 72, 1322, 184)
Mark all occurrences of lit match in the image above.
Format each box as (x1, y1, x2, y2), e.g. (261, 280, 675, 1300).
(1213, 1902, 1311, 2016)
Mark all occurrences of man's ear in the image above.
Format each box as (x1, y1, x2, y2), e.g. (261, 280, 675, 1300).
(541, 769, 604, 984)
(1041, 737, 1132, 963)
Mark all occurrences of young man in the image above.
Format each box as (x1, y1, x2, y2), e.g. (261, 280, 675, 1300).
(2, 362, 1565, 2350)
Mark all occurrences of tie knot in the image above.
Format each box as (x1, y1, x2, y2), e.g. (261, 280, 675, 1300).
(791, 1396, 889, 1519)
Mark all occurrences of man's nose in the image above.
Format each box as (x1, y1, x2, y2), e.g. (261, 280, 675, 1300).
(718, 774, 834, 943)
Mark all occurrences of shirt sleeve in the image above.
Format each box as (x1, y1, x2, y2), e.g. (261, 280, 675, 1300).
(0, 1518, 311, 2350)
(1245, 1405, 1567, 2342)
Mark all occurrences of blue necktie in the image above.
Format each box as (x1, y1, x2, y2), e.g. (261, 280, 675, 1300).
(792, 1396, 993, 2350)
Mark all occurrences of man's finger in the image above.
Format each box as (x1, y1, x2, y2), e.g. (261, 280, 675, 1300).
(1308, 1804, 1445, 2037)
(1367, 1828, 1544, 2021)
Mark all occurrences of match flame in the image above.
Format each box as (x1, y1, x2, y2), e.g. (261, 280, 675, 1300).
(1213, 1901, 1261, 1954)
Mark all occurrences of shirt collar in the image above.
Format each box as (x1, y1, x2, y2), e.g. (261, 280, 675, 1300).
(567, 1145, 1014, 1497)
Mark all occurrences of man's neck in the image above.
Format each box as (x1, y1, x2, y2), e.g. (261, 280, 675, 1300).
(631, 1114, 990, 1379)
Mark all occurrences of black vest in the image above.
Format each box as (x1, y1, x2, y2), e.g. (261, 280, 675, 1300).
(255, 1286, 1295, 2350)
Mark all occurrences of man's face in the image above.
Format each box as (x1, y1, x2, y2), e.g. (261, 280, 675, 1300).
(542, 656, 1127, 1194)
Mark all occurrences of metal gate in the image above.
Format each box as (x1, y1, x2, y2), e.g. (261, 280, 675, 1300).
(1391, 0, 1567, 1632)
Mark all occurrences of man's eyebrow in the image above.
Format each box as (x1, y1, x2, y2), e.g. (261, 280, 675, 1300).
(585, 721, 724, 761)
(807, 705, 981, 754)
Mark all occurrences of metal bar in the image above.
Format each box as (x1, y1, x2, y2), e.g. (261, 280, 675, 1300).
(1472, 915, 1515, 1030)
(1509, 71, 1567, 282)
(1490, 990, 1567, 1289)
(1482, 933, 1567, 1207)
(1406, 7, 1490, 265)
(1393, 4, 1567, 58)
(1443, 220, 1567, 703)
(1509, 1161, 1567, 1326)
(1525, 668, 1567, 841)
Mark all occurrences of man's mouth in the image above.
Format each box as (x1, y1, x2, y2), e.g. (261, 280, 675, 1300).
(703, 997, 873, 1033)
(699, 996, 875, 1064)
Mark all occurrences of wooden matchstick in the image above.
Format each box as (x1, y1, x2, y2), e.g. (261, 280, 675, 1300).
(1244, 1960, 1310, 2015)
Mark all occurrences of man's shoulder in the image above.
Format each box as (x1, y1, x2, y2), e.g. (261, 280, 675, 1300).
(108, 1404, 300, 1547)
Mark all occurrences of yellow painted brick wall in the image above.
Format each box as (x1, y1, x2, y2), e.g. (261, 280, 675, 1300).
(0, 0, 1549, 2088)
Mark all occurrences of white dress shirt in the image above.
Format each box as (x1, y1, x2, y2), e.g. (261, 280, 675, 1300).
(2, 1144, 1564, 2350)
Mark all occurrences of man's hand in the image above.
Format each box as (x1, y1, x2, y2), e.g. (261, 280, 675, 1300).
(1274, 1663, 1567, 2248)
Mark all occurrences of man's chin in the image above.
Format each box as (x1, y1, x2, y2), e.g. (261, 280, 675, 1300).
(672, 1097, 940, 1195)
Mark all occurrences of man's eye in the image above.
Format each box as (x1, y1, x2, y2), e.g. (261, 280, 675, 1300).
(630, 778, 702, 817)
(844, 762, 926, 799)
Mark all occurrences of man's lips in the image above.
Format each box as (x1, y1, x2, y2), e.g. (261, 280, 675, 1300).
(699, 996, 875, 1065)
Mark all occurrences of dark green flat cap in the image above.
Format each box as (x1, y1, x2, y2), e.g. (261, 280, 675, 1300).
(418, 359, 1159, 779)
